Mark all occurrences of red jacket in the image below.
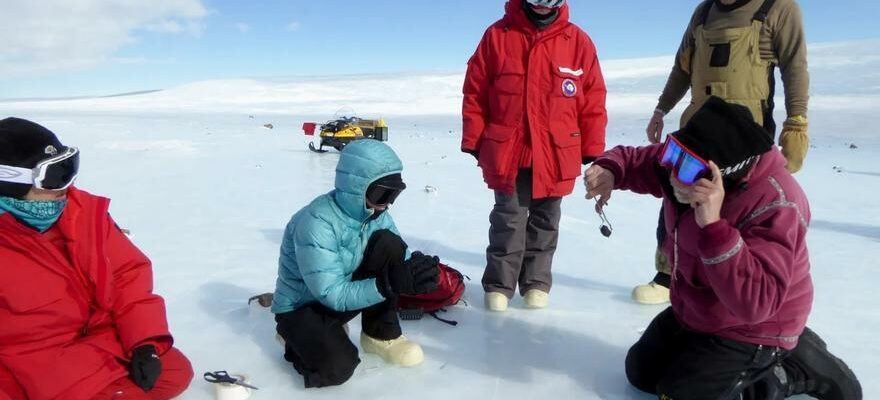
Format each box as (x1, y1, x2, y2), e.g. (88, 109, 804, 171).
(596, 146, 813, 350)
(462, 0, 607, 198)
(0, 188, 174, 400)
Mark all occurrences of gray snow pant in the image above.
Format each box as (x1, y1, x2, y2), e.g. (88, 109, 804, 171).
(482, 169, 562, 297)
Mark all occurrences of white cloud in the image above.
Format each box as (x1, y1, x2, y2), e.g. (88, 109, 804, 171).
(234, 22, 251, 33)
(286, 21, 301, 32)
(0, 0, 208, 77)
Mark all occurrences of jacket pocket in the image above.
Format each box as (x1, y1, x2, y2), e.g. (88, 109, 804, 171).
(492, 60, 526, 95)
(551, 64, 583, 98)
(478, 123, 518, 177)
(549, 128, 582, 180)
(2, 289, 62, 314)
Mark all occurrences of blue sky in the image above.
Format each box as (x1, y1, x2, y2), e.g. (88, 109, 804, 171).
(2, 0, 878, 98)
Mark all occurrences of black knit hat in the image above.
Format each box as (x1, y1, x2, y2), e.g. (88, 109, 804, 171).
(671, 97, 773, 182)
(0, 117, 66, 198)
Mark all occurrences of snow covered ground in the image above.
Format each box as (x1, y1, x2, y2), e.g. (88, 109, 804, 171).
(1, 39, 877, 399)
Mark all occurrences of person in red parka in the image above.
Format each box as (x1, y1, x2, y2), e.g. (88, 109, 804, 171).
(584, 98, 861, 399)
(462, 0, 607, 311)
(0, 117, 193, 400)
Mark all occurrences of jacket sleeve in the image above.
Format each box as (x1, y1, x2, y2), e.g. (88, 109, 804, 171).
(462, 28, 494, 153)
(656, 5, 703, 113)
(293, 216, 386, 312)
(577, 33, 608, 159)
(697, 205, 803, 324)
(593, 144, 666, 198)
(106, 216, 173, 357)
(772, 0, 809, 117)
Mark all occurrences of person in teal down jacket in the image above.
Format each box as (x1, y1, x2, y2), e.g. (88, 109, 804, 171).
(272, 139, 440, 388)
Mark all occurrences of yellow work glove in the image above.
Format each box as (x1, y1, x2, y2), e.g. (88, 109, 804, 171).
(779, 115, 809, 174)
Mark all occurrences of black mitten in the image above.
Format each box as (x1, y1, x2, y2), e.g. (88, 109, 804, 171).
(129, 345, 162, 391)
(378, 252, 440, 297)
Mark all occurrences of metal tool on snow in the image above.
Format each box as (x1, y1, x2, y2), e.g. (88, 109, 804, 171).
(204, 371, 259, 390)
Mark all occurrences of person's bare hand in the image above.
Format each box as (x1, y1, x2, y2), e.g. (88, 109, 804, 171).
(646, 110, 665, 144)
(584, 164, 614, 207)
(691, 161, 725, 228)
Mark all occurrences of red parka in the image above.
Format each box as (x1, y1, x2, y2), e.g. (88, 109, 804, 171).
(462, 0, 607, 198)
(595, 146, 813, 350)
(0, 188, 174, 399)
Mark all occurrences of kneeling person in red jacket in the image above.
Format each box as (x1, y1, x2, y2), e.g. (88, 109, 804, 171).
(0, 118, 193, 400)
(584, 98, 861, 399)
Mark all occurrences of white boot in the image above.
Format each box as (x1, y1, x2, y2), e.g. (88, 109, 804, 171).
(631, 282, 670, 304)
(485, 292, 508, 312)
(360, 333, 424, 367)
(523, 289, 549, 309)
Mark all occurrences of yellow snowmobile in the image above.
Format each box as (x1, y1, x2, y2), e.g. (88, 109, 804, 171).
(304, 116, 388, 153)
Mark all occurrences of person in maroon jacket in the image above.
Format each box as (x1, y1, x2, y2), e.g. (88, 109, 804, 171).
(462, 0, 607, 311)
(584, 98, 861, 399)
(0, 117, 193, 400)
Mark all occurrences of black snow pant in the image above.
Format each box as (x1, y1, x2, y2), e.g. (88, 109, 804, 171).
(275, 230, 405, 388)
(626, 307, 789, 400)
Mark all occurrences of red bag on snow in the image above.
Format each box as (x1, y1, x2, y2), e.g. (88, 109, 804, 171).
(396, 262, 467, 325)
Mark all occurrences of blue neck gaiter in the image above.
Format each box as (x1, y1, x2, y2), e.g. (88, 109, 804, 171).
(0, 196, 67, 233)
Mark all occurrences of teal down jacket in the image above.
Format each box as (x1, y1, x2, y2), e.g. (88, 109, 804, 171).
(272, 139, 406, 313)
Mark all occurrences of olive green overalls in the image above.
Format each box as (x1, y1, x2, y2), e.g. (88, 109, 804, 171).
(680, 0, 778, 131)
(656, 0, 778, 277)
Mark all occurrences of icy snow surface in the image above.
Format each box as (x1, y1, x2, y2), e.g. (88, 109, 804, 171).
(1, 40, 877, 399)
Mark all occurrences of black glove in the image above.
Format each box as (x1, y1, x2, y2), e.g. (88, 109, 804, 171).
(378, 251, 440, 297)
(129, 345, 162, 391)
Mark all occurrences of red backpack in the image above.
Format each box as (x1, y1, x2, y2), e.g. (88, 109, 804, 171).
(396, 262, 467, 325)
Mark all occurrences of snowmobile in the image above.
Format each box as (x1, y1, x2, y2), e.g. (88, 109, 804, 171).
(303, 116, 389, 153)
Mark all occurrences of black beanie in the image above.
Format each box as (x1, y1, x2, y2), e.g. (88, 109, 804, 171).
(0, 117, 66, 198)
(671, 97, 773, 182)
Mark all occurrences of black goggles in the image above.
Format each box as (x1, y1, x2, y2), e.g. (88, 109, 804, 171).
(0, 146, 80, 191)
(366, 182, 406, 206)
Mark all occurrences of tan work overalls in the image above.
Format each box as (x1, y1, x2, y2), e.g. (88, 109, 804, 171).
(656, 0, 778, 278)
(680, 0, 777, 129)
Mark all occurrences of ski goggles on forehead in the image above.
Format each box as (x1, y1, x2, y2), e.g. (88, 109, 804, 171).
(659, 136, 709, 186)
(0, 146, 80, 191)
(366, 182, 406, 206)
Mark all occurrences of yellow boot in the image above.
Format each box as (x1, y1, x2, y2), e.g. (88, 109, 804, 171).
(523, 289, 549, 309)
(485, 292, 509, 312)
(360, 333, 424, 367)
(631, 282, 670, 305)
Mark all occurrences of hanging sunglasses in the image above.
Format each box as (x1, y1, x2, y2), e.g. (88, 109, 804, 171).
(366, 182, 406, 206)
(659, 135, 709, 186)
(595, 200, 613, 238)
(0, 146, 80, 191)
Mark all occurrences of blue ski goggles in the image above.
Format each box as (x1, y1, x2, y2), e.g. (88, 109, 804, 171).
(0, 146, 80, 191)
(659, 136, 709, 186)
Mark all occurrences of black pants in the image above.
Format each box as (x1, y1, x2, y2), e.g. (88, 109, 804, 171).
(626, 307, 788, 400)
(275, 230, 405, 388)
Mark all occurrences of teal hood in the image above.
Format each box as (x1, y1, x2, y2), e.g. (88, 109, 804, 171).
(332, 139, 404, 221)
